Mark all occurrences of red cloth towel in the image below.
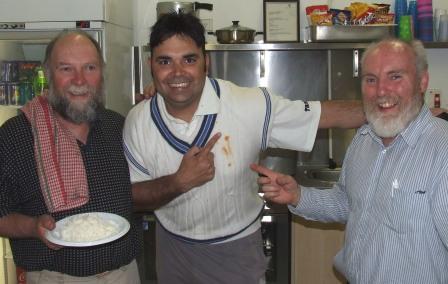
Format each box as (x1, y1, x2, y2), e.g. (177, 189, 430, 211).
(21, 96, 89, 213)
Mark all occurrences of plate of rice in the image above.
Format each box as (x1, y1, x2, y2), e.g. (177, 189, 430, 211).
(45, 212, 130, 247)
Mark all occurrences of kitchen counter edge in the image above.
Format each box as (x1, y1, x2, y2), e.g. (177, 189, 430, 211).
(205, 41, 448, 51)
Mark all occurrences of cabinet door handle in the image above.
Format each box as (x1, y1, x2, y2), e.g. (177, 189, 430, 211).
(260, 50, 265, 78)
(353, 49, 359, 78)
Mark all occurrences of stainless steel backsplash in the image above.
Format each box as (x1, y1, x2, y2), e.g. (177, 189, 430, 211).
(209, 48, 361, 172)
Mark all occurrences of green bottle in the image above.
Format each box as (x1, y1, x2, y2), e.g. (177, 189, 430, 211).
(33, 66, 47, 96)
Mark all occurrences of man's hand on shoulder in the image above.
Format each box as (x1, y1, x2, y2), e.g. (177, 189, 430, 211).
(431, 107, 448, 119)
(134, 83, 157, 104)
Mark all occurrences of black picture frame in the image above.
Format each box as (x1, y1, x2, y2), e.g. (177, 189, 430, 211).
(263, 0, 300, 43)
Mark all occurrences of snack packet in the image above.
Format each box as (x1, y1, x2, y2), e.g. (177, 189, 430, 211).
(345, 2, 377, 25)
(311, 13, 333, 26)
(306, 5, 330, 26)
(330, 9, 352, 25)
(372, 13, 395, 24)
(373, 3, 391, 15)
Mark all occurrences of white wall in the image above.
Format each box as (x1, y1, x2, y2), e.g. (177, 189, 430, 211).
(133, 0, 265, 45)
(133, 0, 157, 46)
(133, 0, 448, 106)
(134, 0, 448, 45)
(427, 49, 448, 108)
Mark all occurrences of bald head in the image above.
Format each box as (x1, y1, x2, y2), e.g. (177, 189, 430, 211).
(361, 38, 428, 80)
(43, 30, 105, 73)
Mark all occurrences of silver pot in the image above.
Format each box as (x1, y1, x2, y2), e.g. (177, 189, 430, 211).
(215, 21, 260, 44)
(156, 2, 213, 19)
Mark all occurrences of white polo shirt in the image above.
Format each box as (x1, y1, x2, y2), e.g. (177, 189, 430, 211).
(124, 78, 320, 241)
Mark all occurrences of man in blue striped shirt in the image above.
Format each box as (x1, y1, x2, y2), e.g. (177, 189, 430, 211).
(252, 38, 448, 283)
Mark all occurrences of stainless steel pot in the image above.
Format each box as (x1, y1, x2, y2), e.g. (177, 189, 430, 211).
(156, 2, 213, 19)
(215, 21, 260, 44)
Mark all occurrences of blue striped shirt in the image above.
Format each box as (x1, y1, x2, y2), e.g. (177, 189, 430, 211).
(291, 105, 448, 283)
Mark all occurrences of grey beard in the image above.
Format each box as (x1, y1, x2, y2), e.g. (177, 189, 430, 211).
(47, 85, 103, 124)
(365, 95, 423, 138)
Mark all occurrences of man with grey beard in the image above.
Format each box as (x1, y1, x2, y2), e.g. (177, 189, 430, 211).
(46, 80, 101, 124)
(0, 30, 142, 283)
(251, 38, 448, 284)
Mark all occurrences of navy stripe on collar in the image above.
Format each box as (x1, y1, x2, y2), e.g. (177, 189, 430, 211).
(151, 77, 220, 154)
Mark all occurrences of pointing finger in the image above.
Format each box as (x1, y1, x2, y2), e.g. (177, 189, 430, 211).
(250, 163, 275, 178)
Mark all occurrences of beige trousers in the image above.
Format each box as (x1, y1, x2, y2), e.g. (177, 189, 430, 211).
(26, 259, 140, 284)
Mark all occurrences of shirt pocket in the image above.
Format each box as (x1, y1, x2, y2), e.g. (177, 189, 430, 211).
(386, 185, 429, 234)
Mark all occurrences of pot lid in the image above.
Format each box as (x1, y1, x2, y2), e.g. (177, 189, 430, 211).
(217, 21, 255, 32)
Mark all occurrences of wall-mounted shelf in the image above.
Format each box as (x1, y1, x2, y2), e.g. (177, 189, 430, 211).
(205, 41, 448, 51)
(206, 42, 369, 51)
(422, 42, 448, 48)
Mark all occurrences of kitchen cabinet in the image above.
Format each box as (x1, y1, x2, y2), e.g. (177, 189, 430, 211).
(0, 106, 18, 125)
(291, 216, 346, 284)
(0, 239, 3, 283)
(0, 238, 15, 284)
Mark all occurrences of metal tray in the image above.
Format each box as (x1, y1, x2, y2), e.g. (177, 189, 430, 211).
(308, 25, 395, 42)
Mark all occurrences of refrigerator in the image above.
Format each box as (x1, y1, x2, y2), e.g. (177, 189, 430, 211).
(0, 0, 134, 116)
(0, 1, 134, 283)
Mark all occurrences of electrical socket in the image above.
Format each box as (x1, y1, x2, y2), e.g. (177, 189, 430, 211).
(425, 88, 443, 108)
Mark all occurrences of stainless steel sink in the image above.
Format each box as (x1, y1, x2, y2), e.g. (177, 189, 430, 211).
(305, 168, 341, 182)
(295, 166, 341, 188)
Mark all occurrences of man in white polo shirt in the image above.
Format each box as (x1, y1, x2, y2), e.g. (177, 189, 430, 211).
(124, 13, 364, 284)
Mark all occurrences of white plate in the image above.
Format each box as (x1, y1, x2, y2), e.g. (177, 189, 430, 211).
(45, 212, 130, 247)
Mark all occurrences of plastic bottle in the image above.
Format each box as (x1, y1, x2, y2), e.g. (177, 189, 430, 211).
(33, 66, 47, 96)
(434, 93, 441, 108)
(19, 81, 33, 105)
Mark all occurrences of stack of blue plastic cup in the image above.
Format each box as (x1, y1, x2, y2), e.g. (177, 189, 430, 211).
(395, 0, 408, 37)
(417, 0, 434, 41)
(408, 0, 418, 38)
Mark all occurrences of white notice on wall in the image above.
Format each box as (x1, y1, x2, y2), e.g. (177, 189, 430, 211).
(265, 2, 298, 42)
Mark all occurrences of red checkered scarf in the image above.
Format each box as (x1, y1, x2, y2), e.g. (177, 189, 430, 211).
(21, 95, 89, 213)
